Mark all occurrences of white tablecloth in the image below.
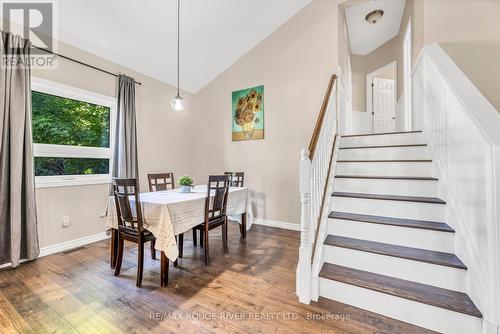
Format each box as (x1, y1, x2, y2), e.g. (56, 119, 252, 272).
(103, 185, 253, 261)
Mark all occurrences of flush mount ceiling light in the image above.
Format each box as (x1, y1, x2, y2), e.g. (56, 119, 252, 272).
(170, 0, 187, 112)
(365, 9, 384, 24)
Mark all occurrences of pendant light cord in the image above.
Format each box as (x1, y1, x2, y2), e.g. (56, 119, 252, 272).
(177, 0, 180, 97)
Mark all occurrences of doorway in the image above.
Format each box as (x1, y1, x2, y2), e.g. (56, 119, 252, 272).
(366, 61, 397, 133)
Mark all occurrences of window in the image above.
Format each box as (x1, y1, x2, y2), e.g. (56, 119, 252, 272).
(32, 78, 116, 188)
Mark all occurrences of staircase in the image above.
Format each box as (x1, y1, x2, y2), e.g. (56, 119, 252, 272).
(317, 130, 482, 333)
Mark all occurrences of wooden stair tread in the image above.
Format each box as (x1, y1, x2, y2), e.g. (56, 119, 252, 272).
(332, 192, 446, 204)
(329, 211, 454, 232)
(335, 175, 438, 181)
(319, 263, 482, 318)
(324, 235, 466, 269)
(342, 130, 423, 138)
(337, 159, 432, 163)
(340, 144, 427, 150)
(315, 297, 440, 334)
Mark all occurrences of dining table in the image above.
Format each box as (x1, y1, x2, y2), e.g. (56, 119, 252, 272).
(103, 184, 253, 286)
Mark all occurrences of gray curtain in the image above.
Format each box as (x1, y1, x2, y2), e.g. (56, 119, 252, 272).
(0, 31, 39, 267)
(113, 74, 138, 179)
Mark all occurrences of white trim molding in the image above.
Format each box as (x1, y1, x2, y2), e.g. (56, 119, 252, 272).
(413, 43, 500, 332)
(0, 232, 109, 269)
(253, 218, 301, 231)
(32, 77, 117, 189)
(39, 232, 109, 257)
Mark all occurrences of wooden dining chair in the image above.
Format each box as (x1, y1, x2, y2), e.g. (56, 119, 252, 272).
(224, 172, 244, 187)
(147, 172, 184, 264)
(147, 172, 175, 192)
(112, 178, 159, 287)
(191, 175, 230, 265)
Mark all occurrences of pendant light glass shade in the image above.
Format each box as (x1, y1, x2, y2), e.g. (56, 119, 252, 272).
(170, 94, 187, 112)
(171, 0, 187, 112)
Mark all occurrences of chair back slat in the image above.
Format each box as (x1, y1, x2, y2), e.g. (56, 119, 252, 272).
(112, 178, 143, 233)
(224, 172, 244, 187)
(206, 175, 230, 221)
(148, 173, 175, 192)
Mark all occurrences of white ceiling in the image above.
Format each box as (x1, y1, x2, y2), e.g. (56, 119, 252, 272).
(55, 0, 311, 93)
(346, 0, 406, 56)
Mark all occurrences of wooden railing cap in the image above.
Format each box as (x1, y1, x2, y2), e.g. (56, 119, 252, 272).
(308, 74, 337, 160)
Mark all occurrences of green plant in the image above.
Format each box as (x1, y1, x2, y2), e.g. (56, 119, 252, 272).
(178, 175, 194, 187)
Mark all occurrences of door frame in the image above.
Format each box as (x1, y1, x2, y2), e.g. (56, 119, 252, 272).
(403, 18, 412, 131)
(366, 61, 397, 133)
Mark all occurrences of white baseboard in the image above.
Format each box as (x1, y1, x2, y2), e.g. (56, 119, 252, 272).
(39, 232, 109, 257)
(253, 218, 301, 231)
(0, 232, 109, 269)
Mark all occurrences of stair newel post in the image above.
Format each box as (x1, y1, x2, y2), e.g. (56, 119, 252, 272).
(297, 148, 312, 304)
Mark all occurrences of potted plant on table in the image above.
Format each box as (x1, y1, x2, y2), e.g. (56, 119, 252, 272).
(178, 175, 194, 193)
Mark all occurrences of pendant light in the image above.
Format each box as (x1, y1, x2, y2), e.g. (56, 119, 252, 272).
(170, 0, 187, 112)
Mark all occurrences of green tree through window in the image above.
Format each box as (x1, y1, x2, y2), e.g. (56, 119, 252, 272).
(32, 91, 111, 176)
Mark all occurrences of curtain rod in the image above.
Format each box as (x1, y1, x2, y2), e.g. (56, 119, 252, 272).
(32, 45, 142, 85)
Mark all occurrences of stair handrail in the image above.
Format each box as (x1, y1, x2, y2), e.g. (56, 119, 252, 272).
(296, 74, 338, 304)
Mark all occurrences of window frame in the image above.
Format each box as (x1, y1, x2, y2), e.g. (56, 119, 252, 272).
(32, 77, 117, 188)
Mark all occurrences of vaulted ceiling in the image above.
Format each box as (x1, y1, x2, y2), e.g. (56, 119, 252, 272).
(55, 0, 311, 93)
(346, 0, 406, 55)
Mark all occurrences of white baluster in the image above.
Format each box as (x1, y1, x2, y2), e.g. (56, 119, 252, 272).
(297, 148, 312, 303)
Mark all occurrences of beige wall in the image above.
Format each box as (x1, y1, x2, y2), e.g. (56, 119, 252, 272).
(423, 0, 500, 46)
(375, 66, 395, 80)
(338, 4, 351, 80)
(440, 41, 500, 112)
(189, 0, 339, 225)
(351, 55, 366, 111)
(33, 41, 193, 248)
(423, 0, 500, 112)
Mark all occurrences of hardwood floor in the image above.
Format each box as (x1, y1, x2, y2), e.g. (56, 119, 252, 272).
(0, 224, 437, 334)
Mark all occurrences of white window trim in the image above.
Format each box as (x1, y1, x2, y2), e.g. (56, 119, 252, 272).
(32, 77, 117, 188)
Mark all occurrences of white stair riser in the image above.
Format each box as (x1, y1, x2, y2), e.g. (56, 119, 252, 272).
(338, 145, 430, 160)
(323, 244, 466, 292)
(333, 178, 438, 197)
(341, 132, 425, 147)
(336, 161, 434, 177)
(319, 278, 481, 334)
(331, 197, 445, 221)
(328, 218, 454, 253)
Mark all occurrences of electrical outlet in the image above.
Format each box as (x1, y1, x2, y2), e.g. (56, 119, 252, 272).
(62, 216, 71, 228)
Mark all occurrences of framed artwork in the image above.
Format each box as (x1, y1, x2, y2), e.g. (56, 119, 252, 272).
(232, 85, 264, 141)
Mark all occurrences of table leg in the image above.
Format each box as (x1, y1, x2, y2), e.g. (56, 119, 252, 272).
(240, 212, 247, 240)
(160, 251, 169, 287)
(110, 228, 118, 269)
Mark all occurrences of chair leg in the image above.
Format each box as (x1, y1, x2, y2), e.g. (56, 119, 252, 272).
(114, 234, 124, 277)
(192, 229, 197, 247)
(223, 218, 228, 253)
(204, 225, 209, 266)
(136, 241, 144, 287)
(200, 229, 204, 247)
(160, 251, 169, 287)
(110, 229, 118, 268)
(150, 239, 156, 260)
(178, 233, 184, 259)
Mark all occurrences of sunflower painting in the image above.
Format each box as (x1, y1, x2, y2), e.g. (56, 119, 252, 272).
(232, 85, 264, 141)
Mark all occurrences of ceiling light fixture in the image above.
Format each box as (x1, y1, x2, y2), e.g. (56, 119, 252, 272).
(365, 9, 384, 24)
(170, 0, 187, 112)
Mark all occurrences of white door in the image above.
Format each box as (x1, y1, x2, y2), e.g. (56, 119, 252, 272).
(372, 78, 395, 133)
